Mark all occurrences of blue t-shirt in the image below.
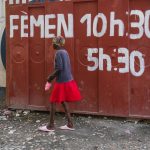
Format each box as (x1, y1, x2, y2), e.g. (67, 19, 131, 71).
(54, 49, 73, 83)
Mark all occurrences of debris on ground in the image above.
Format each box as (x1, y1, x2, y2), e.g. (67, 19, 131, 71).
(0, 109, 150, 150)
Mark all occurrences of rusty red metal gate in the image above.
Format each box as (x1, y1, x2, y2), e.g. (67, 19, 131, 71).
(6, 0, 150, 118)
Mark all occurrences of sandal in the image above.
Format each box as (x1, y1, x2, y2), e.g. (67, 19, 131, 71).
(38, 126, 55, 132)
(59, 125, 75, 131)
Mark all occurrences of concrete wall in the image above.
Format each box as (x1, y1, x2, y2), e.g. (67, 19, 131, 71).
(0, 0, 6, 87)
(0, 0, 6, 100)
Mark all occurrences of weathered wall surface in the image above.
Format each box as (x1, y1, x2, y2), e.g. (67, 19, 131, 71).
(0, 1, 6, 101)
(0, 0, 6, 88)
(6, 0, 150, 118)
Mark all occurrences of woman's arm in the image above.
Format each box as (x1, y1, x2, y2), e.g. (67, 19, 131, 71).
(47, 69, 60, 83)
(47, 52, 63, 83)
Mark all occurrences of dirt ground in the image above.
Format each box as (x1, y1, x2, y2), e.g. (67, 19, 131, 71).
(0, 103, 150, 150)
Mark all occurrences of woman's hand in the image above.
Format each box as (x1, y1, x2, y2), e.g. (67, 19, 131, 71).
(45, 82, 52, 91)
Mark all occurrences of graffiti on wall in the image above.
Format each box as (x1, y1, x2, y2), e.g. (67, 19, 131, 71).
(9, 10, 150, 39)
(0, 0, 51, 88)
(9, 9, 149, 77)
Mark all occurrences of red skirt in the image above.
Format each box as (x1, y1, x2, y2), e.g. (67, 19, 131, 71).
(50, 80, 82, 103)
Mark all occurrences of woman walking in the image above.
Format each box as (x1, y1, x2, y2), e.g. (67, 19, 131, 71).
(39, 36, 82, 132)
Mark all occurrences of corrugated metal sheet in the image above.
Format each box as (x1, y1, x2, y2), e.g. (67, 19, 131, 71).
(6, 0, 150, 118)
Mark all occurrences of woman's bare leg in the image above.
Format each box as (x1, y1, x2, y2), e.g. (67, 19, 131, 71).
(61, 102, 73, 128)
(47, 103, 56, 130)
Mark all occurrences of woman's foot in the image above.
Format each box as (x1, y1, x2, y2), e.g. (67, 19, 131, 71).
(67, 122, 74, 128)
(46, 124, 55, 130)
